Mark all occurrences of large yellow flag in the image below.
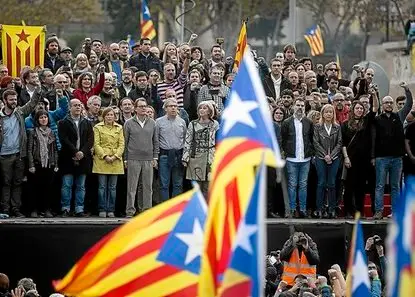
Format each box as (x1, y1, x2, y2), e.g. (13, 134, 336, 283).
(233, 21, 247, 72)
(1, 25, 46, 77)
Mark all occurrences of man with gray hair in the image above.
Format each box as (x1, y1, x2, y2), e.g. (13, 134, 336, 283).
(44, 74, 73, 111)
(156, 98, 187, 201)
(124, 98, 159, 217)
(86, 95, 101, 126)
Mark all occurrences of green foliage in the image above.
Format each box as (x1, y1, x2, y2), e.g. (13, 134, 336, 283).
(0, 0, 103, 26)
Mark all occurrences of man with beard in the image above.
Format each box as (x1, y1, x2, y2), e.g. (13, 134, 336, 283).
(44, 37, 65, 74)
(104, 43, 126, 85)
(129, 71, 162, 115)
(129, 38, 163, 73)
(281, 99, 314, 218)
(19, 70, 41, 106)
(332, 93, 349, 124)
(372, 82, 413, 219)
(262, 58, 292, 101)
(280, 89, 294, 118)
(0, 89, 40, 218)
(60, 47, 73, 67)
(208, 44, 223, 69)
(118, 68, 136, 99)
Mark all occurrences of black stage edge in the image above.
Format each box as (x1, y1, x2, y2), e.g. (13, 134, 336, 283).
(0, 219, 388, 296)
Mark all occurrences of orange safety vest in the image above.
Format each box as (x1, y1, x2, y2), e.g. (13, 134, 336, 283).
(281, 247, 317, 285)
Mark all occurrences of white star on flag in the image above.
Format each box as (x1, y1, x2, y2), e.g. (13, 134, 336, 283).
(175, 218, 204, 265)
(352, 250, 370, 291)
(221, 92, 259, 135)
(144, 6, 150, 16)
(234, 219, 258, 254)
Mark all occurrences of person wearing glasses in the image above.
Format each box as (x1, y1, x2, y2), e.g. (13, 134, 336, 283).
(124, 98, 159, 217)
(156, 97, 187, 201)
(316, 62, 351, 91)
(371, 82, 413, 220)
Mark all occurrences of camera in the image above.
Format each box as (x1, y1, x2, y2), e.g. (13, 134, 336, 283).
(299, 235, 307, 245)
(215, 37, 224, 45)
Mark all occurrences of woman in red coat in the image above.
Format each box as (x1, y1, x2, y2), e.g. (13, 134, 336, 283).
(73, 65, 105, 107)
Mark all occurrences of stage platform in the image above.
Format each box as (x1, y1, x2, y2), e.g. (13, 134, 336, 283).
(0, 218, 388, 296)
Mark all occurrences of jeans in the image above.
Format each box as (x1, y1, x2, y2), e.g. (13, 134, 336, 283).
(375, 157, 402, 212)
(0, 154, 25, 214)
(315, 158, 340, 212)
(286, 160, 310, 212)
(61, 174, 86, 213)
(98, 174, 118, 212)
(159, 154, 184, 201)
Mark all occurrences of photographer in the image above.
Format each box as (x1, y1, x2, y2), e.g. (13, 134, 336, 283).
(280, 226, 319, 286)
(365, 235, 386, 288)
(368, 261, 382, 297)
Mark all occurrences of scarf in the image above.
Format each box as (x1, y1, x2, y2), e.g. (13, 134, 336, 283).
(35, 127, 53, 168)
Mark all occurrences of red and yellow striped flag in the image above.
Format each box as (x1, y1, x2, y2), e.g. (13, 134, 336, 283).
(53, 190, 199, 297)
(233, 21, 247, 72)
(304, 25, 324, 56)
(1, 25, 45, 77)
(141, 0, 157, 40)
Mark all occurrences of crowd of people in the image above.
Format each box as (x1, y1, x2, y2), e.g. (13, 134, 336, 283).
(0, 33, 412, 220)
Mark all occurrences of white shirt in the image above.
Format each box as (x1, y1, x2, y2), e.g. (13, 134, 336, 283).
(286, 117, 311, 163)
(324, 123, 332, 135)
(137, 118, 146, 128)
(123, 84, 132, 96)
(271, 73, 282, 99)
(27, 88, 35, 99)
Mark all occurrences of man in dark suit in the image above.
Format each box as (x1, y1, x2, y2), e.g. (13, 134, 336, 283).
(262, 58, 292, 101)
(43, 37, 65, 74)
(58, 99, 93, 217)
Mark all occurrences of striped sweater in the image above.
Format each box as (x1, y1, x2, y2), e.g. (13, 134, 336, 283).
(157, 71, 188, 108)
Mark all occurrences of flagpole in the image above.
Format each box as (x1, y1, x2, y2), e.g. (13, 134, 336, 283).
(289, 0, 296, 45)
(180, 0, 185, 43)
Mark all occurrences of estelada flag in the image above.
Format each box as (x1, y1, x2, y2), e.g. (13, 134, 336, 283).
(53, 186, 207, 297)
(1, 25, 46, 77)
(198, 49, 284, 297)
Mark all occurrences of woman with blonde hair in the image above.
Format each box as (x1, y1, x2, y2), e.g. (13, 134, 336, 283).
(100, 72, 120, 107)
(313, 104, 342, 218)
(73, 53, 91, 79)
(182, 101, 219, 198)
(92, 107, 125, 218)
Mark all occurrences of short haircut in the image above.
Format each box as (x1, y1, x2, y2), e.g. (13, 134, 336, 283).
(134, 98, 147, 107)
(119, 97, 133, 106)
(211, 44, 221, 52)
(135, 71, 148, 79)
(39, 68, 52, 81)
(140, 38, 151, 45)
(270, 58, 282, 65)
(209, 64, 223, 74)
(299, 57, 313, 66)
(22, 69, 37, 83)
(396, 95, 406, 103)
(2, 89, 17, 101)
(122, 68, 133, 75)
(92, 39, 103, 45)
(118, 40, 129, 46)
(328, 74, 338, 82)
(163, 97, 178, 109)
(280, 89, 294, 97)
(53, 74, 67, 83)
(87, 95, 101, 108)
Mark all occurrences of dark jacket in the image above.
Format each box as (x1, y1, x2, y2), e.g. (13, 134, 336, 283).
(262, 74, 292, 100)
(27, 129, 58, 169)
(18, 87, 31, 106)
(313, 123, 342, 159)
(372, 112, 405, 158)
(0, 91, 41, 157)
(317, 73, 350, 90)
(129, 52, 163, 74)
(281, 116, 314, 159)
(280, 234, 320, 265)
(44, 53, 66, 74)
(118, 84, 136, 100)
(44, 89, 73, 111)
(129, 85, 163, 116)
(58, 116, 93, 175)
(183, 84, 200, 121)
